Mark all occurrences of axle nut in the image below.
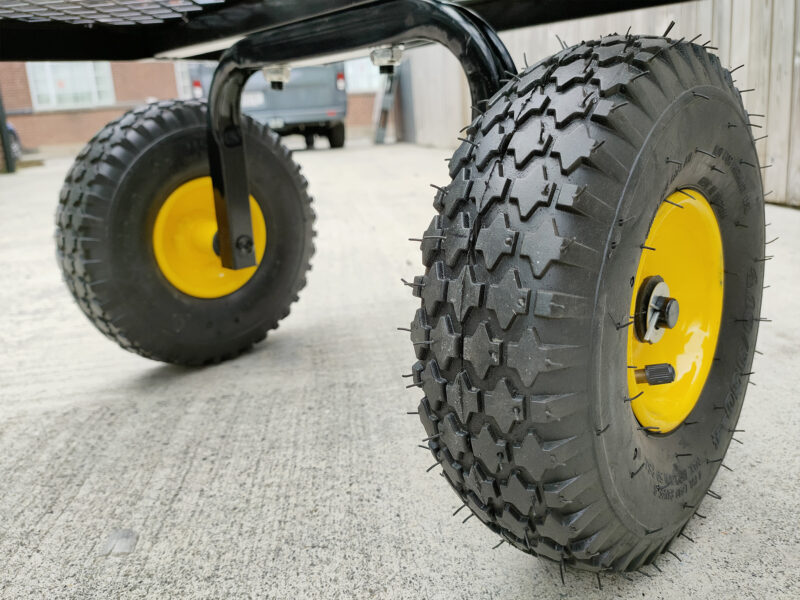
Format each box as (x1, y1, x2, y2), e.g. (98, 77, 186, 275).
(655, 297, 679, 329)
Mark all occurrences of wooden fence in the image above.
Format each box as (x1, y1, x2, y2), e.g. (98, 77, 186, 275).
(405, 0, 800, 206)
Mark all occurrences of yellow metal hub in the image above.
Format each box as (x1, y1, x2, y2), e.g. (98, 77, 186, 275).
(152, 176, 266, 299)
(627, 189, 724, 433)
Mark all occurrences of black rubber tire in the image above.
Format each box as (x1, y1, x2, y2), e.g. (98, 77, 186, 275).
(56, 100, 315, 365)
(409, 35, 764, 572)
(327, 122, 345, 149)
(9, 130, 22, 160)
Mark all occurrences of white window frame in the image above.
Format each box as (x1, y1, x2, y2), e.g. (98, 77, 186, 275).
(26, 62, 116, 111)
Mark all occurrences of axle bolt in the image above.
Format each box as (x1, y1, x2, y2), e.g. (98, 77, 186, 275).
(634, 276, 680, 343)
(236, 235, 254, 255)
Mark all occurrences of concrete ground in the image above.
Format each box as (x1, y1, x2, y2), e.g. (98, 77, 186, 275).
(0, 141, 798, 599)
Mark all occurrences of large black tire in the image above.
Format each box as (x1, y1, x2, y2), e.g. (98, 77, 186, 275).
(327, 122, 345, 149)
(409, 35, 764, 572)
(56, 100, 315, 365)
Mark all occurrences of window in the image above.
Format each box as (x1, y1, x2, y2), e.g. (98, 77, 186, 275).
(26, 62, 115, 111)
(343, 57, 382, 94)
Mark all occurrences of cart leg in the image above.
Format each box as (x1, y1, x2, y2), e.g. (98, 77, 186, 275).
(205, 0, 516, 267)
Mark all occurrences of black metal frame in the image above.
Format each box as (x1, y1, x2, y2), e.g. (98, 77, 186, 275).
(208, 0, 515, 269)
(0, 0, 688, 267)
(0, 1, 683, 61)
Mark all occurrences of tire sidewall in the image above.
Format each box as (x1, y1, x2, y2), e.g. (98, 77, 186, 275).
(592, 86, 764, 534)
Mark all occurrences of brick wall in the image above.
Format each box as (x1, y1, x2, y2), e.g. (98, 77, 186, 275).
(10, 108, 128, 148)
(0, 60, 177, 149)
(0, 60, 391, 148)
(0, 62, 31, 112)
(345, 93, 375, 129)
(345, 91, 401, 138)
(111, 62, 177, 103)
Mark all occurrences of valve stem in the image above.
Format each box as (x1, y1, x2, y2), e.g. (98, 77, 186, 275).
(635, 363, 676, 385)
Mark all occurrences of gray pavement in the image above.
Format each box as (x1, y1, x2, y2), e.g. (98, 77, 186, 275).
(0, 142, 798, 599)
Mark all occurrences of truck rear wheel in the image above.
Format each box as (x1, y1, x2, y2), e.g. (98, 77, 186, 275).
(409, 34, 764, 572)
(56, 100, 315, 365)
(328, 122, 345, 148)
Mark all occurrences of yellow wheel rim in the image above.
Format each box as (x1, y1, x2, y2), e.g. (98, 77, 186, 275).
(152, 176, 266, 299)
(627, 189, 724, 433)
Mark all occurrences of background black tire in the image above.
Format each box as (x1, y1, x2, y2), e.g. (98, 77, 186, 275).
(327, 122, 345, 148)
(56, 100, 315, 365)
(9, 130, 22, 160)
(409, 35, 764, 572)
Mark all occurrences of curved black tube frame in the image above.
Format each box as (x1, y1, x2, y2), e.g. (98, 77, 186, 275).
(208, 0, 515, 268)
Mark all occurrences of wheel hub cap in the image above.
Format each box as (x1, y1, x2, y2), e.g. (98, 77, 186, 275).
(152, 176, 267, 298)
(627, 189, 724, 433)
